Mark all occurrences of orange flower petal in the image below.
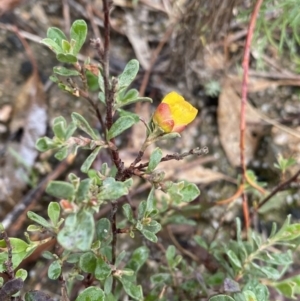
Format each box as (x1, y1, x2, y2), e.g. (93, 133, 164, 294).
(153, 91, 198, 133)
(153, 102, 174, 133)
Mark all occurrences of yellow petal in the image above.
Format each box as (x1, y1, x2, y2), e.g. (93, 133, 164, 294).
(162, 92, 198, 126)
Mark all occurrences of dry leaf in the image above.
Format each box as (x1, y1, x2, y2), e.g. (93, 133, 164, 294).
(218, 76, 300, 166)
(217, 76, 265, 166)
(125, 12, 151, 70)
(0, 73, 47, 203)
(159, 157, 234, 184)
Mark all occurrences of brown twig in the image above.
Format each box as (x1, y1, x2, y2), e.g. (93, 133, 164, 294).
(100, 1, 123, 293)
(240, 0, 264, 230)
(101, 0, 123, 177)
(254, 169, 300, 213)
(2, 155, 75, 234)
(79, 89, 105, 131)
(0, 229, 14, 278)
(62, 0, 71, 34)
(134, 146, 209, 171)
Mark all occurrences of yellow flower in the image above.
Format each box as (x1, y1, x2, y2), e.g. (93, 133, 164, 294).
(153, 91, 198, 133)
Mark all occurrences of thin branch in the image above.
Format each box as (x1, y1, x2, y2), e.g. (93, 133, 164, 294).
(78, 89, 105, 131)
(101, 0, 123, 177)
(2, 155, 75, 233)
(240, 0, 264, 230)
(134, 146, 209, 170)
(255, 169, 300, 212)
(0, 229, 14, 278)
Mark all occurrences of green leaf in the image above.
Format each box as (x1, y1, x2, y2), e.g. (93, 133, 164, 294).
(275, 281, 297, 299)
(61, 39, 71, 52)
(96, 218, 111, 242)
(117, 88, 139, 104)
(118, 109, 140, 123)
(126, 246, 149, 276)
(150, 273, 170, 285)
(65, 121, 77, 139)
(97, 177, 132, 201)
(209, 295, 235, 301)
(46, 181, 75, 199)
(275, 223, 300, 241)
(27, 225, 43, 232)
(79, 252, 97, 273)
(95, 257, 111, 280)
(146, 147, 163, 173)
(117, 277, 143, 301)
(123, 203, 135, 223)
(104, 275, 113, 295)
(166, 245, 176, 265)
(115, 250, 127, 267)
(66, 253, 81, 263)
(54, 145, 69, 161)
(243, 291, 258, 301)
(116, 88, 152, 108)
(41, 38, 62, 53)
(140, 229, 158, 242)
(137, 201, 146, 219)
(48, 202, 60, 226)
(50, 75, 59, 83)
(15, 268, 28, 281)
(0, 238, 37, 272)
(145, 187, 155, 216)
(154, 132, 181, 143)
(57, 211, 95, 251)
(36, 137, 57, 152)
(165, 244, 182, 268)
(257, 250, 293, 265)
(107, 116, 137, 140)
(81, 146, 103, 173)
(71, 112, 99, 140)
(166, 181, 200, 204)
(70, 20, 87, 55)
(27, 211, 52, 229)
(76, 178, 91, 202)
(194, 235, 208, 249)
(42, 251, 56, 260)
(48, 260, 61, 279)
(226, 250, 242, 269)
(53, 115, 67, 127)
(118, 59, 139, 91)
(47, 27, 67, 45)
(75, 287, 105, 301)
(251, 263, 281, 280)
(180, 181, 200, 202)
(56, 53, 77, 63)
(143, 220, 161, 234)
(53, 66, 80, 76)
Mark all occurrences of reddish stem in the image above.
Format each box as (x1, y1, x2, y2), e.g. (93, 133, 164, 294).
(240, 0, 264, 230)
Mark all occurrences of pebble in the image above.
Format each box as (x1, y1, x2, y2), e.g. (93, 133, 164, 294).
(0, 104, 12, 123)
(0, 124, 7, 133)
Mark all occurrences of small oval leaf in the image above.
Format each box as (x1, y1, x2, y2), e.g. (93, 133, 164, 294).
(107, 116, 137, 140)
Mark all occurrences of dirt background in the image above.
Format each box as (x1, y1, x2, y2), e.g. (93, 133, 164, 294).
(0, 0, 300, 300)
